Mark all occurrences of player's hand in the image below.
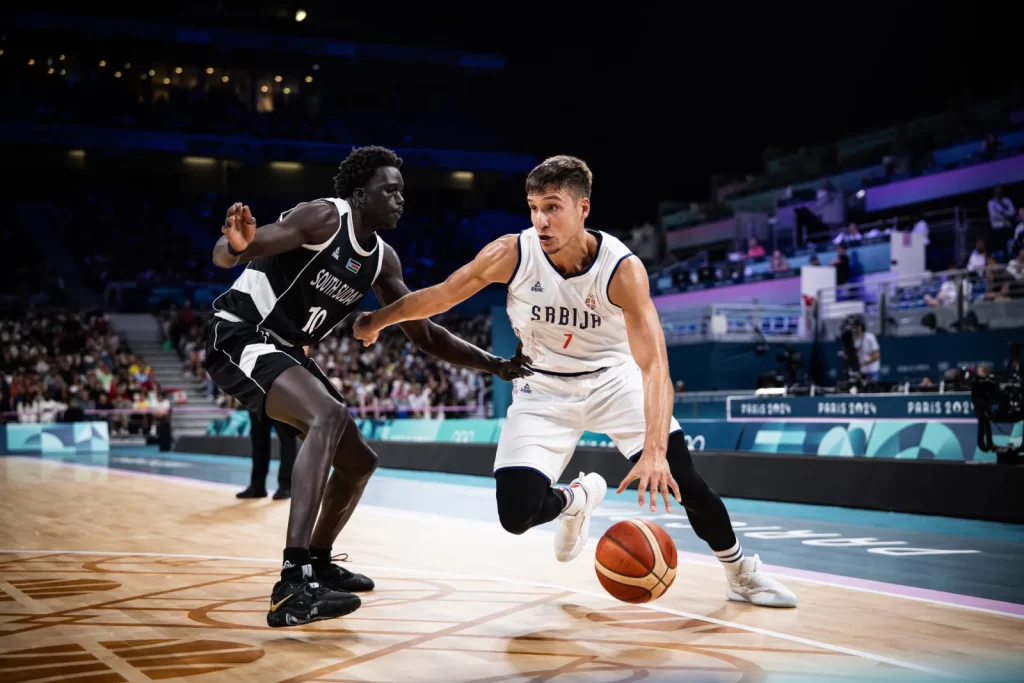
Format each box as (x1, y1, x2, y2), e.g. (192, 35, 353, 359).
(617, 454, 682, 513)
(222, 202, 256, 253)
(352, 312, 380, 347)
(494, 342, 533, 381)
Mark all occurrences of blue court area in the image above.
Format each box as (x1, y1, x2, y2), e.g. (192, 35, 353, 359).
(9, 445, 1024, 609)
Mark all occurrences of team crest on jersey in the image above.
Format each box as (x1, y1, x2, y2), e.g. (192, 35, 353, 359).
(346, 258, 361, 274)
(585, 294, 597, 310)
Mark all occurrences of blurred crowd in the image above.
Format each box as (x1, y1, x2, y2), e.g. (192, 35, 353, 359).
(0, 309, 170, 433)
(166, 307, 492, 418)
(6, 53, 507, 152)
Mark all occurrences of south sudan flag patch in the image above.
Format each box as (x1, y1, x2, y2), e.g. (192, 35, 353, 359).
(346, 258, 361, 274)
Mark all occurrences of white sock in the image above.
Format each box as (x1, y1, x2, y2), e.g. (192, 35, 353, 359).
(556, 482, 586, 515)
(714, 541, 745, 574)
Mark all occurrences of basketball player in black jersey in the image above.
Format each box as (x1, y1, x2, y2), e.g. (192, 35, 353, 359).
(206, 146, 532, 627)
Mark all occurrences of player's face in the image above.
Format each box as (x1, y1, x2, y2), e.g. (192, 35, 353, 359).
(359, 166, 405, 230)
(526, 189, 590, 254)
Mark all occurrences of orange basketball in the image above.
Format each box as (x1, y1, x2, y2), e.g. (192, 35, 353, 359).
(594, 519, 677, 603)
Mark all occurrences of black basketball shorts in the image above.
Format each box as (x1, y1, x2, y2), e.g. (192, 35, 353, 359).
(204, 316, 346, 427)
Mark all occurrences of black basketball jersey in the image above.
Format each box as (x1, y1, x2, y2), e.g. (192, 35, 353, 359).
(212, 197, 384, 347)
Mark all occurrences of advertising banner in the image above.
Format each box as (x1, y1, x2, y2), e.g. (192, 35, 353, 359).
(736, 420, 1020, 462)
(727, 393, 975, 422)
(1, 422, 110, 454)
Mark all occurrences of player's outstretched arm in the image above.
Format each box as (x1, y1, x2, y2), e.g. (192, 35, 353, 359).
(610, 256, 681, 512)
(212, 202, 337, 268)
(354, 235, 519, 343)
(366, 242, 532, 380)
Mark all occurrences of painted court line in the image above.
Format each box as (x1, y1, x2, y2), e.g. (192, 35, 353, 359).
(8, 455, 1024, 620)
(0, 548, 952, 679)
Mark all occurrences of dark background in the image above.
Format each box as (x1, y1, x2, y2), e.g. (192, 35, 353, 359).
(11, 2, 1018, 227)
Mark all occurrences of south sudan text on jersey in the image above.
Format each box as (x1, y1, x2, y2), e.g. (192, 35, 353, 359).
(310, 269, 364, 307)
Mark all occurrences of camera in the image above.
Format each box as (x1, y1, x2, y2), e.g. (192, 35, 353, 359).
(971, 342, 1023, 463)
(776, 346, 803, 385)
(838, 315, 861, 374)
(836, 314, 874, 392)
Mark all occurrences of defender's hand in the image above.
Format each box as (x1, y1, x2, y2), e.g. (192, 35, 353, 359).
(353, 312, 380, 347)
(617, 455, 682, 513)
(222, 202, 256, 253)
(494, 342, 533, 381)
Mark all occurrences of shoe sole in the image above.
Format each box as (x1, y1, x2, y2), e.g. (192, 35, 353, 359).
(266, 597, 362, 627)
(320, 579, 375, 593)
(725, 589, 798, 608)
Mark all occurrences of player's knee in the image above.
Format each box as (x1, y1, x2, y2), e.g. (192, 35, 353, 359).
(351, 445, 378, 481)
(495, 468, 547, 535)
(496, 484, 533, 534)
(310, 400, 350, 446)
(497, 506, 533, 535)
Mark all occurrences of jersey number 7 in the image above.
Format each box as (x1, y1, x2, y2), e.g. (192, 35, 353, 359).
(563, 333, 573, 349)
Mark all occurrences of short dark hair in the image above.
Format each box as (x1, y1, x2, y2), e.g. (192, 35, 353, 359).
(525, 155, 592, 200)
(333, 145, 403, 198)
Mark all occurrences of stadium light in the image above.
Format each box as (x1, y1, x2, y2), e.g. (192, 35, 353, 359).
(295, 9, 307, 22)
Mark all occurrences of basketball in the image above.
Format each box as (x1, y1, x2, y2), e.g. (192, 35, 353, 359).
(594, 519, 678, 603)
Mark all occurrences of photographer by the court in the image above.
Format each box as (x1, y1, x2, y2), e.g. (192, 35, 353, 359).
(852, 317, 881, 381)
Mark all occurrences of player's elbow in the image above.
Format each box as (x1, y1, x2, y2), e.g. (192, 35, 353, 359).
(212, 243, 239, 268)
(639, 357, 672, 386)
(405, 321, 436, 352)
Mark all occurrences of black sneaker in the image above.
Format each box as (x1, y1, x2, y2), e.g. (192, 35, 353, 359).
(267, 564, 361, 627)
(236, 486, 267, 499)
(314, 554, 375, 592)
(272, 488, 291, 500)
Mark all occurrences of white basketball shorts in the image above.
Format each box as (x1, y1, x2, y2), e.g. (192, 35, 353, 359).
(494, 363, 682, 483)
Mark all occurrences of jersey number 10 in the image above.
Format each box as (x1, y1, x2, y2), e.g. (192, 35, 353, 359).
(302, 306, 329, 334)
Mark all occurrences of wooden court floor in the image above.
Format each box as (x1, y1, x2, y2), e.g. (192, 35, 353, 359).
(1, 457, 1022, 682)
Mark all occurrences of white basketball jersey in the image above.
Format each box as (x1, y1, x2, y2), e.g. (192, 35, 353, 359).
(506, 228, 636, 375)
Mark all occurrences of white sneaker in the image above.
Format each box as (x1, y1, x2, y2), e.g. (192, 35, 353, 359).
(726, 554, 798, 607)
(554, 472, 607, 562)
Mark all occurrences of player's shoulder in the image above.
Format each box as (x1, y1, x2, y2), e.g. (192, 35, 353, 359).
(482, 233, 526, 261)
(595, 229, 633, 259)
(278, 198, 344, 243)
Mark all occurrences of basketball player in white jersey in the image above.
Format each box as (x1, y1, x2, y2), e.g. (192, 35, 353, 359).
(354, 156, 796, 607)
